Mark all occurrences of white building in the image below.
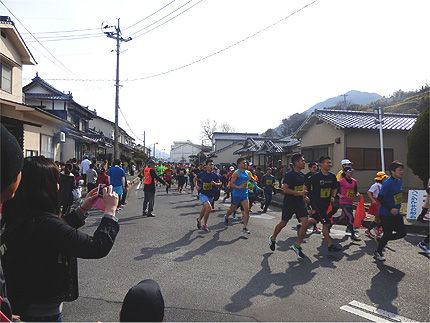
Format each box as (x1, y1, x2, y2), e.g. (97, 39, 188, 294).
(170, 140, 210, 163)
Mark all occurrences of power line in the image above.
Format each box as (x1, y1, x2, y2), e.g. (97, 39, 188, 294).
(128, 0, 196, 37)
(0, 0, 74, 75)
(118, 107, 144, 143)
(24, 32, 103, 40)
(124, 0, 176, 31)
(24, 34, 104, 42)
(132, 0, 204, 40)
(21, 27, 101, 34)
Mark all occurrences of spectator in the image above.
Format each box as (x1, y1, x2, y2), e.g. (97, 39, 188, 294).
(107, 159, 126, 210)
(97, 168, 110, 186)
(71, 158, 81, 186)
(80, 155, 91, 186)
(86, 163, 98, 192)
(59, 163, 75, 216)
(0, 124, 24, 321)
(2, 156, 120, 321)
(120, 279, 165, 322)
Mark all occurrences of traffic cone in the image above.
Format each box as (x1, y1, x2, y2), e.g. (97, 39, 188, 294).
(354, 195, 366, 229)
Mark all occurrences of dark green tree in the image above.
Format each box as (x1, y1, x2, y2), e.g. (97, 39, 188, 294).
(407, 106, 429, 187)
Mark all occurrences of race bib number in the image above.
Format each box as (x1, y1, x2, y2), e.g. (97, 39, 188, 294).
(248, 182, 254, 190)
(203, 182, 213, 190)
(266, 179, 273, 185)
(179, 171, 184, 176)
(242, 181, 248, 188)
(320, 188, 331, 198)
(346, 189, 355, 198)
(394, 193, 402, 205)
(294, 185, 304, 191)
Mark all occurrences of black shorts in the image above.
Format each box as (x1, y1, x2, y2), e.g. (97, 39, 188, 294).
(282, 202, 307, 222)
(311, 204, 331, 225)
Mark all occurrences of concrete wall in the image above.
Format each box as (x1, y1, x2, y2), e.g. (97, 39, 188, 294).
(212, 142, 244, 165)
(62, 137, 75, 161)
(170, 144, 201, 163)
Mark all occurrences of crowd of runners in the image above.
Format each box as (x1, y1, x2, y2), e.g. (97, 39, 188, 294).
(138, 155, 430, 262)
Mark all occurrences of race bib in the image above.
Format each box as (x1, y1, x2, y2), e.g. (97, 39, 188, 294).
(393, 193, 402, 205)
(266, 179, 273, 185)
(242, 181, 248, 188)
(294, 185, 304, 191)
(203, 182, 213, 190)
(179, 171, 184, 175)
(320, 188, 331, 198)
(248, 182, 254, 190)
(346, 189, 355, 198)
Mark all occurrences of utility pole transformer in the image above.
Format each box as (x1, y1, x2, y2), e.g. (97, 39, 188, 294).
(104, 18, 132, 160)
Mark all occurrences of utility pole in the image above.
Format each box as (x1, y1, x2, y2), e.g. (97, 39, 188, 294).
(374, 106, 385, 171)
(341, 93, 348, 110)
(103, 18, 132, 160)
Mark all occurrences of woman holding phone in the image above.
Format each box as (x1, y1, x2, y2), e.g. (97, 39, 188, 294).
(1, 156, 120, 322)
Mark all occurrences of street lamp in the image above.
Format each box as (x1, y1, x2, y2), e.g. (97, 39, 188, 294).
(152, 142, 158, 158)
(373, 107, 385, 171)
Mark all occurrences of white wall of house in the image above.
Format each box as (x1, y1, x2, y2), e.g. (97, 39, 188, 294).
(170, 143, 201, 163)
(212, 142, 244, 165)
(89, 118, 114, 140)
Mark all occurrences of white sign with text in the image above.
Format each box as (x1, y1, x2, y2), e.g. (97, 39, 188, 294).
(406, 190, 429, 220)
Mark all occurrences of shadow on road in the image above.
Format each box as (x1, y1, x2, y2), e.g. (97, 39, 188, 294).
(134, 229, 204, 261)
(224, 252, 317, 313)
(366, 262, 405, 313)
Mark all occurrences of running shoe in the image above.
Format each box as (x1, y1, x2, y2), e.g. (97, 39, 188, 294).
(373, 251, 385, 261)
(203, 224, 209, 232)
(224, 216, 229, 226)
(365, 229, 375, 238)
(242, 228, 251, 234)
(292, 243, 306, 258)
(269, 235, 276, 251)
(147, 213, 155, 217)
(260, 203, 264, 210)
(142, 211, 147, 217)
(196, 218, 201, 229)
(418, 241, 430, 254)
(211, 208, 215, 211)
(295, 223, 301, 231)
(328, 244, 341, 252)
(312, 227, 321, 234)
(350, 233, 361, 242)
(346, 228, 359, 233)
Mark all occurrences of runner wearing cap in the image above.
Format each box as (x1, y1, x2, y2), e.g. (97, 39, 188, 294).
(333, 166, 361, 241)
(365, 171, 388, 240)
(222, 166, 235, 203)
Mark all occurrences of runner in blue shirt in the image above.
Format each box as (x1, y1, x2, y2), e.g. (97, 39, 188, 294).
(224, 158, 252, 234)
(107, 160, 126, 209)
(374, 161, 406, 261)
(195, 159, 222, 232)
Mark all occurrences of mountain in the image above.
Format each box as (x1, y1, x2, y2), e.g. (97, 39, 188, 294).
(304, 90, 382, 115)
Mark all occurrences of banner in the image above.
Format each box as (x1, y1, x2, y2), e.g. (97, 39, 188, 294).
(406, 190, 429, 220)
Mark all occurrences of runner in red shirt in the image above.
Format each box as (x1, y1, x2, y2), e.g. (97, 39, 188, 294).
(163, 166, 174, 194)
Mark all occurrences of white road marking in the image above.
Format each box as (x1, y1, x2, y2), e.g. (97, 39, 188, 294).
(341, 300, 416, 322)
(340, 305, 391, 322)
(249, 213, 275, 220)
(406, 233, 427, 238)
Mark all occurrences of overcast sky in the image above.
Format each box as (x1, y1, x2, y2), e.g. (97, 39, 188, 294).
(4, 0, 430, 153)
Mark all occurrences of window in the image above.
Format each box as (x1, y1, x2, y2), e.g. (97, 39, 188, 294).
(302, 147, 329, 163)
(40, 135, 54, 159)
(346, 148, 394, 170)
(25, 150, 38, 157)
(0, 63, 12, 93)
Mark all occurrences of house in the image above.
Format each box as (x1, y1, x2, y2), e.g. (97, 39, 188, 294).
(293, 109, 421, 191)
(170, 140, 211, 163)
(234, 136, 300, 168)
(209, 132, 260, 165)
(0, 16, 72, 160)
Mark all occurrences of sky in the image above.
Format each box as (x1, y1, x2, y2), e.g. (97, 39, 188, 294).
(3, 0, 430, 155)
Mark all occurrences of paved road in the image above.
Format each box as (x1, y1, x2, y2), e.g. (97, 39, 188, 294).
(63, 183, 429, 322)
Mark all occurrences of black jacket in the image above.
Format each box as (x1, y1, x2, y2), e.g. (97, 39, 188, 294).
(1, 210, 119, 315)
(59, 172, 75, 206)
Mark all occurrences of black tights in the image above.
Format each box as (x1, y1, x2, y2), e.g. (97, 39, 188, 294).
(377, 215, 406, 253)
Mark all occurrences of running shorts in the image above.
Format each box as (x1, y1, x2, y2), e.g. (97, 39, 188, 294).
(231, 194, 248, 206)
(311, 204, 331, 225)
(282, 202, 307, 222)
(199, 193, 214, 205)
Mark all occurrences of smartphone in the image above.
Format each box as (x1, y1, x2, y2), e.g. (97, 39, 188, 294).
(97, 184, 106, 198)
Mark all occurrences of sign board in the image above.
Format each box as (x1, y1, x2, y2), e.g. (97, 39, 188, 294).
(406, 190, 429, 220)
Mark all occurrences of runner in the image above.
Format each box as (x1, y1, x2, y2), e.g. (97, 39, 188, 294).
(268, 154, 309, 258)
(176, 164, 186, 193)
(142, 160, 167, 217)
(195, 159, 222, 232)
(163, 165, 174, 194)
(303, 162, 321, 233)
(155, 162, 164, 187)
(365, 172, 388, 240)
(333, 166, 361, 241)
(373, 161, 407, 261)
(307, 156, 342, 252)
(210, 166, 223, 211)
(222, 166, 235, 203)
(188, 164, 198, 195)
(224, 158, 251, 234)
(247, 175, 262, 213)
(328, 159, 353, 221)
(260, 168, 275, 213)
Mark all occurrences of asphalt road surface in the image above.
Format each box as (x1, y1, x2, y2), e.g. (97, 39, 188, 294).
(63, 183, 430, 322)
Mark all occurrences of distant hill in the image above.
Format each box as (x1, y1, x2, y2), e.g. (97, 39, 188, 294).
(304, 90, 382, 115)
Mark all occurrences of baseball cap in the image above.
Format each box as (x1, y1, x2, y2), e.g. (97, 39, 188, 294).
(341, 159, 352, 165)
(83, 154, 88, 158)
(343, 166, 354, 172)
(229, 166, 234, 171)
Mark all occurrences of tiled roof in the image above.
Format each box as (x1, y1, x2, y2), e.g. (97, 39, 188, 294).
(25, 93, 71, 100)
(213, 132, 260, 141)
(234, 137, 300, 155)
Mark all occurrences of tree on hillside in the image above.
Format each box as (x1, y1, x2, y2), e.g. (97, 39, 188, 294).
(201, 119, 217, 146)
(407, 106, 429, 187)
(262, 128, 277, 138)
(281, 113, 307, 136)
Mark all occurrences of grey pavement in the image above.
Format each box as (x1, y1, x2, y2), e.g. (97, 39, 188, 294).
(63, 183, 430, 322)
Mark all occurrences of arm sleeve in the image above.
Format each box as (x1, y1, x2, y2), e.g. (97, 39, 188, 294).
(354, 182, 358, 194)
(150, 169, 166, 185)
(38, 216, 120, 259)
(377, 183, 391, 211)
(62, 208, 87, 229)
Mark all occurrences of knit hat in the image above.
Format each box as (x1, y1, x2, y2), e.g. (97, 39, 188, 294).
(120, 279, 164, 322)
(1, 125, 24, 192)
(374, 171, 388, 181)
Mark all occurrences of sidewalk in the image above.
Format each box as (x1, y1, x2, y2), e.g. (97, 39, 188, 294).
(270, 189, 429, 235)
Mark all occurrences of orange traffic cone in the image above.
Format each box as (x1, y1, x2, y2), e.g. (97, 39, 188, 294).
(353, 195, 366, 229)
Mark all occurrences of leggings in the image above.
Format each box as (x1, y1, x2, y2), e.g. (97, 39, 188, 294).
(333, 203, 354, 230)
(377, 215, 407, 253)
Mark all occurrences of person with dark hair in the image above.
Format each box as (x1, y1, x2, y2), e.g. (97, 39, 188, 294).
(373, 161, 407, 261)
(107, 159, 126, 210)
(268, 154, 309, 258)
(97, 167, 110, 186)
(142, 160, 167, 217)
(306, 156, 341, 252)
(176, 164, 186, 193)
(163, 165, 174, 194)
(303, 162, 320, 233)
(224, 158, 251, 234)
(59, 163, 75, 216)
(0, 125, 24, 321)
(195, 159, 222, 232)
(222, 166, 235, 203)
(86, 163, 98, 192)
(210, 166, 223, 211)
(120, 279, 165, 322)
(2, 156, 120, 321)
(260, 168, 275, 213)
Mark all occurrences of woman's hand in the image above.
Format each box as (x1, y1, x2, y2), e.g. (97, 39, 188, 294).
(103, 185, 119, 216)
(80, 187, 99, 212)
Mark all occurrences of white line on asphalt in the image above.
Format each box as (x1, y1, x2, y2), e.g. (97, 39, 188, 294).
(340, 305, 392, 322)
(406, 233, 427, 238)
(348, 300, 417, 322)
